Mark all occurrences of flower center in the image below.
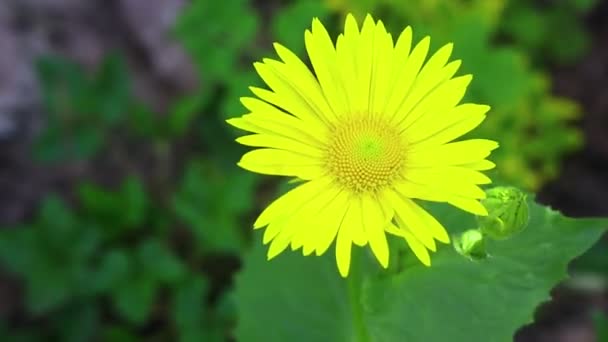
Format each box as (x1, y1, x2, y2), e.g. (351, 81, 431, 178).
(326, 116, 405, 193)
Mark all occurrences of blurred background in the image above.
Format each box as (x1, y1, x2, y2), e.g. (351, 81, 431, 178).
(0, 0, 607, 341)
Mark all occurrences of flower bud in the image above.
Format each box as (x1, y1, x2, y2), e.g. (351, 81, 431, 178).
(477, 186, 529, 240)
(453, 229, 487, 260)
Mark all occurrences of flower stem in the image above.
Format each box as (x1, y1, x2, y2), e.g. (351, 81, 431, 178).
(348, 248, 369, 342)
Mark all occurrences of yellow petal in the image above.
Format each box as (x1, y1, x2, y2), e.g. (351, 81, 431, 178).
(335, 217, 353, 277)
(385, 35, 430, 120)
(267, 219, 301, 259)
(449, 197, 488, 216)
(458, 159, 496, 171)
(408, 104, 489, 147)
(393, 180, 450, 202)
(385, 224, 431, 266)
(267, 184, 341, 259)
(305, 18, 348, 116)
(288, 186, 342, 254)
(353, 14, 375, 113)
(407, 139, 499, 167)
(306, 190, 349, 256)
(236, 134, 323, 159)
(238, 149, 324, 180)
(254, 177, 331, 229)
(393, 26, 413, 64)
(236, 97, 328, 145)
(411, 166, 491, 185)
(253, 61, 333, 127)
(369, 19, 394, 116)
(341, 196, 367, 246)
(404, 169, 487, 199)
(398, 74, 473, 133)
(272, 43, 337, 123)
(401, 198, 450, 243)
(386, 191, 436, 251)
(361, 194, 389, 268)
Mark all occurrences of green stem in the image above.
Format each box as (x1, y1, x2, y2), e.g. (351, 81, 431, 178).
(348, 249, 369, 342)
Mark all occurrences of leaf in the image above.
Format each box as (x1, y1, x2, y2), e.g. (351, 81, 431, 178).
(93, 54, 130, 123)
(174, 0, 258, 81)
(235, 198, 608, 342)
(172, 161, 255, 253)
(77, 176, 148, 234)
(172, 276, 208, 342)
(137, 239, 186, 284)
(166, 95, 205, 138)
(102, 325, 140, 342)
(53, 303, 99, 342)
(93, 249, 131, 293)
(595, 311, 608, 342)
(121, 176, 148, 228)
(33, 55, 131, 162)
(112, 275, 158, 325)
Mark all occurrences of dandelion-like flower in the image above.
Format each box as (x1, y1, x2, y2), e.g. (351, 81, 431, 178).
(228, 14, 498, 277)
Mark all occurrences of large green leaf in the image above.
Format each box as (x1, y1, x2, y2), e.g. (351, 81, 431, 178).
(235, 198, 607, 342)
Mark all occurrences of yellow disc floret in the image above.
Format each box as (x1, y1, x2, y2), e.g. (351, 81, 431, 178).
(327, 116, 405, 193)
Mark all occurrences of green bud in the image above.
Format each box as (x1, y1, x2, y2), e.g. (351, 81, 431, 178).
(477, 186, 529, 240)
(453, 229, 487, 260)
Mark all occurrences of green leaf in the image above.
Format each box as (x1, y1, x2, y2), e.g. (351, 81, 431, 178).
(102, 325, 139, 342)
(93, 54, 130, 123)
(172, 161, 255, 253)
(112, 275, 158, 325)
(93, 249, 131, 293)
(127, 103, 160, 138)
(166, 95, 205, 138)
(53, 303, 99, 342)
(174, 0, 258, 81)
(121, 176, 148, 228)
(235, 198, 608, 341)
(77, 176, 147, 233)
(172, 276, 208, 342)
(33, 55, 131, 162)
(137, 239, 186, 284)
(595, 311, 608, 342)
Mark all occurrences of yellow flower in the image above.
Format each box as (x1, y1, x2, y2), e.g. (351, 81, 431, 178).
(228, 14, 498, 277)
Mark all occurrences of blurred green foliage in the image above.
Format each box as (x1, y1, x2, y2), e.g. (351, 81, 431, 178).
(34, 55, 130, 161)
(596, 311, 608, 342)
(0, 0, 605, 341)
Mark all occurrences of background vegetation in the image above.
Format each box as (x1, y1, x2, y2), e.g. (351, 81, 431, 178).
(0, 0, 606, 341)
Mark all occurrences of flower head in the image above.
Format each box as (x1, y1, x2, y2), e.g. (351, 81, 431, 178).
(228, 14, 498, 277)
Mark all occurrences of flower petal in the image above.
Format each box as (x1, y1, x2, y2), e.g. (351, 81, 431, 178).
(385, 35, 430, 120)
(361, 194, 389, 268)
(236, 134, 323, 159)
(407, 104, 490, 147)
(305, 18, 349, 116)
(385, 223, 431, 266)
(398, 74, 472, 133)
(386, 190, 436, 251)
(238, 149, 324, 180)
(267, 183, 342, 259)
(306, 190, 349, 256)
(449, 197, 488, 216)
(254, 177, 332, 229)
(407, 139, 499, 167)
(233, 97, 328, 146)
(341, 196, 367, 246)
(335, 218, 353, 277)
